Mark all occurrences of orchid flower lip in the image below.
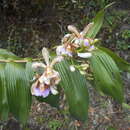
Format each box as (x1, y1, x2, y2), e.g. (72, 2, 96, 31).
(33, 87, 50, 97)
(42, 88, 50, 97)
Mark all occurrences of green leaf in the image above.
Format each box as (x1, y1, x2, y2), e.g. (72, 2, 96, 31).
(86, 3, 114, 38)
(55, 60, 89, 121)
(98, 46, 130, 72)
(0, 49, 33, 124)
(90, 50, 124, 103)
(0, 48, 16, 57)
(5, 62, 32, 124)
(0, 48, 18, 59)
(0, 63, 9, 120)
(86, 9, 104, 38)
(25, 62, 34, 80)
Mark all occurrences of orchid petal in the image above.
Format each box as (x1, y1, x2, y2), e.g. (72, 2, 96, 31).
(50, 86, 58, 95)
(82, 22, 94, 37)
(56, 45, 72, 57)
(64, 34, 71, 38)
(53, 72, 61, 85)
(42, 88, 50, 97)
(39, 75, 44, 83)
(74, 38, 80, 45)
(67, 25, 80, 37)
(62, 34, 71, 43)
(42, 47, 50, 66)
(65, 51, 73, 57)
(75, 38, 84, 46)
(31, 80, 39, 95)
(33, 88, 43, 96)
(77, 52, 92, 58)
(32, 62, 46, 72)
(88, 45, 95, 51)
(56, 45, 65, 56)
(50, 56, 64, 67)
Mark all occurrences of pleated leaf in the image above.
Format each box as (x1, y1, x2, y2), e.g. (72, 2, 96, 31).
(0, 49, 33, 124)
(86, 9, 104, 38)
(0, 49, 17, 57)
(0, 63, 9, 120)
(55, 60, 89, 121)
(5, 62, 32, 124)
(90, 50, 124, 103)
(0, 48, 18, 59)
(25, 62, 34, 80)
(86, 3, 114, 38)
(99, 46, 130, 72)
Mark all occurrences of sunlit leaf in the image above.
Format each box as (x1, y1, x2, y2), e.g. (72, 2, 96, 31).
(0, 49, 33, 124)
(5, 62, 32, 124)
(0, 48, 18, 59)
(55, 60, 89, 121)
(98, 46, 130, 72)
(86, 3, 114, 38)
(25, 62, 34, 80)
(90, 50, 124, 103)
(0, 63, 9, 120)
(0, 48, 16, 57)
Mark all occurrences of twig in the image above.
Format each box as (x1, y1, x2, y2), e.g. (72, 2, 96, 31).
(0, 58, 43, 63)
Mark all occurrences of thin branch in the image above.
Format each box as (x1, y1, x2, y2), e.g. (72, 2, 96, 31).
(0, 58, 43, 63)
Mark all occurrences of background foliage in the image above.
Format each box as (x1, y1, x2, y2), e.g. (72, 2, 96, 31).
(0, 0, 130, 57)
(0, 0, 130, 129)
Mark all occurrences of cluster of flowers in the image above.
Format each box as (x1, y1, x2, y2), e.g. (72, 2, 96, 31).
(56, 23, 98, 58)
(31, 23, 98, 98)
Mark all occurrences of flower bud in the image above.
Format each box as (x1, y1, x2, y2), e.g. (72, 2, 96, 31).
(70, 65, 76, 72)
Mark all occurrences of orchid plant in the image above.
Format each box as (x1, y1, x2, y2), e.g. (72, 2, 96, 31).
(0, 3, 130, 124)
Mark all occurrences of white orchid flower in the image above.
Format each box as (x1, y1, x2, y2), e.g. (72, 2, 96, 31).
(31, 48, 62, 98)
